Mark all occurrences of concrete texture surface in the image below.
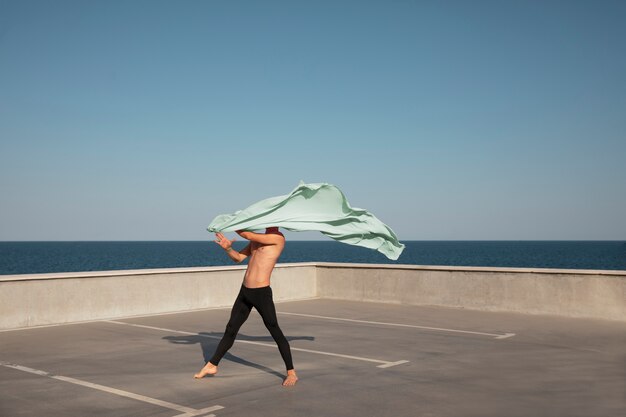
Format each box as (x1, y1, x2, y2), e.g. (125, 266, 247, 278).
(314, 263, 626, 321)
(1, 298, 624, 417)
(0, 264, 318, 329)
(2, 263, 625, 330)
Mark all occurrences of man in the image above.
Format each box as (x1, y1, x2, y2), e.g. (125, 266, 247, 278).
(194, 227, 298, 387)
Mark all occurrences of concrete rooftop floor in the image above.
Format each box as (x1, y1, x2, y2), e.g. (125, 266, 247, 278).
(1, 298, 625, 417)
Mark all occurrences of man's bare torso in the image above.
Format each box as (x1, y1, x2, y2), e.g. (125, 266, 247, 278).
(243, 238, 285, 288)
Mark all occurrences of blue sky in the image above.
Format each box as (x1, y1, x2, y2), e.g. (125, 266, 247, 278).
(1, 0, 625, 241)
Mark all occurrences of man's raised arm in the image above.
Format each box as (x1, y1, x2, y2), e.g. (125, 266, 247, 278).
(236, 230, 284, 245)
(214, 232, 250, 263)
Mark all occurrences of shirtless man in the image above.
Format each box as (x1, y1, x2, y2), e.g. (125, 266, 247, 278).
(194, 227, 298, 386)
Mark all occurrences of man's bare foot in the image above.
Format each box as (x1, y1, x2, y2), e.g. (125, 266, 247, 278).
(194, 362, 218, 379)
(282, 369, 298, 387)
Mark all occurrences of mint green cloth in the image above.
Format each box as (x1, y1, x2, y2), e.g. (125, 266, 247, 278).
(207, 181, 405, 260)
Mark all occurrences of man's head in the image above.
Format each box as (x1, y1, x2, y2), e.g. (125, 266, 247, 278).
(265, 226, 283, 236)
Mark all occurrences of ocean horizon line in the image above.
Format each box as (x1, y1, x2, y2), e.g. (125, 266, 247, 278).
(1, 239, 625, 243)
(2, 241, 625, 274)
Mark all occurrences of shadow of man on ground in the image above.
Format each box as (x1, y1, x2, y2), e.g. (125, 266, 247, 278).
(163, 333, 314, 380)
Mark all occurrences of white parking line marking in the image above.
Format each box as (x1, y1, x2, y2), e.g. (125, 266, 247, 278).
(105, 320, 409, 368)
(277, 312, 516, 339)
(377, 360, 410, 368)
(0, 362, 224, 416)
(171, 405, 223, 417)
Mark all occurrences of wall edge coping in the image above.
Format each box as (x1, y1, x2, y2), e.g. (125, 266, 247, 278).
(1, 262, 625, 283)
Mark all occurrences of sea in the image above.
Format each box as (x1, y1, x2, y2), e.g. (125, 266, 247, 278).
(1, 241, 625, 275)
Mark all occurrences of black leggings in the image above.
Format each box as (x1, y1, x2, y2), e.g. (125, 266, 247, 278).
(210, 285, 294, 371)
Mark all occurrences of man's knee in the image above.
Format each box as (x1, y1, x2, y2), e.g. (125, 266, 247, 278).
(263, 318, 279, 329)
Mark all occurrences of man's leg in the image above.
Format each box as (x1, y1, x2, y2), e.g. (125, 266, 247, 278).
(248, 286, 298, 386)
(194, 288, 252, 378)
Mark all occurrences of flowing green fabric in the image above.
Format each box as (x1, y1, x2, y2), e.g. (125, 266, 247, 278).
(207, 181, 405, 260)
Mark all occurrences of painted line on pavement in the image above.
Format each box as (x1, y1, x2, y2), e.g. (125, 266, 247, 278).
(105, 320, 408, 368)
(277, 311, 516, 339)
(0, 361, 224, 416)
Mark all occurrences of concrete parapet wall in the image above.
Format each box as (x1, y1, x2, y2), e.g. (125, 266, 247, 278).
(0, 264, 317, 330)
(1, 263, 624, 330)
(315, 263, 626, 321)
